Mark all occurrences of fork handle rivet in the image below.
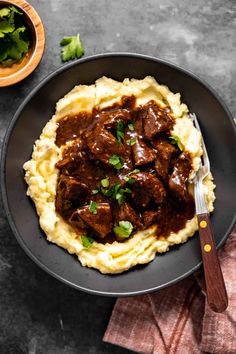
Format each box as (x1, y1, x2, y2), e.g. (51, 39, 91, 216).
(204, 244, 211, 252)
(200, 220, 207, 228)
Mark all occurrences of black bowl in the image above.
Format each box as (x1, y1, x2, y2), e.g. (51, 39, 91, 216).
(1, 53, 236, 296)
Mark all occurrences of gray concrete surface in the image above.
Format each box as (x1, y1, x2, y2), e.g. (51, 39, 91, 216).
(0, 0, 235, 353)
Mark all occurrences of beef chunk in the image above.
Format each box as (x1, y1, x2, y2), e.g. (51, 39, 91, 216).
(101, 109, 131, 129)
(55, 140, 87, 173)
(142, 210, 160, 228)
(132, 137, 156, 166)
(169, 153, 192, 201)
(152, 138, 177, 178)
(85, 125, 125, 164)
(143, 103, 173, 139)
(55, 176, 88, 216)
(152, 138, 177, 160)
(131, 172, 166, 208)
(70, 203, 113, 238)
(115, 202, 142, 229)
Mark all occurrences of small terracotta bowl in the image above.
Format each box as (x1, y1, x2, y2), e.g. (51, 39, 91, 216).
(0, 0, 45, 87)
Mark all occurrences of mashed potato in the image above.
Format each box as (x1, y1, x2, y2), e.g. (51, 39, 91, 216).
(23, 76, 215, 274)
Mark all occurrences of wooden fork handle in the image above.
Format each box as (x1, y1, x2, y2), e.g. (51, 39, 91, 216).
(197, 213, 228, 312)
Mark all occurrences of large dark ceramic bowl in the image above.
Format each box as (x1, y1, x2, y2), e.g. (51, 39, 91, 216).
(1, 53, 236, 296)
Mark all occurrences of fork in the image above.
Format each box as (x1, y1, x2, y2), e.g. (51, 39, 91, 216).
(190, 113, 228, 313)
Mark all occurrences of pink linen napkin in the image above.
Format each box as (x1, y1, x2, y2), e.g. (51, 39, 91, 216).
(104, 227, 236, 354)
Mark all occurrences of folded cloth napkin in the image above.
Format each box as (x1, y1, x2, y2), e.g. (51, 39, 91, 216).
(104, 227, 236, 354)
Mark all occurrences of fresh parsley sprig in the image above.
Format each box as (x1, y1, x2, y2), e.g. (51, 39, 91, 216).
(60, 33, 84, 62)
(0, 6, 30, 66)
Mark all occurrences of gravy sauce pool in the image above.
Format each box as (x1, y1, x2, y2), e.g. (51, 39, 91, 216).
(55, 96, 195, 243)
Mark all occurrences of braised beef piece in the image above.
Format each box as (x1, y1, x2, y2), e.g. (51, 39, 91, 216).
(132, 137, 156, 166)
(115, 202, 143, 230)
(142, 102, 173, 139)
(152, 138, 177, 178)
(131, 172, 166, 208)
(100, 109, 131, 129)
(55, 140, 86, 172)
(55, 176, 88, 216)
(169, 153, 192, 202)
(142, 210, 160, 228)
(85, 125, 125, 164)
(70, 203, 113, 238)
(56, 113, 94, 147)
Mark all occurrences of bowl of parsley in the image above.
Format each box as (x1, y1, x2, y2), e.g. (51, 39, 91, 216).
(0, 0, 45, 87)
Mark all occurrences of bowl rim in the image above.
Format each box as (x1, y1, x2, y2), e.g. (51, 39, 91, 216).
(0, 0, 45, 87)
(1, 52, 236, 296)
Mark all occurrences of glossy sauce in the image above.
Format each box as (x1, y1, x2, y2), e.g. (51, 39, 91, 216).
(55, 96, 195, 242)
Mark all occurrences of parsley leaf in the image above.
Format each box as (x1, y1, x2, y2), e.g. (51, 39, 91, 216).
(113, 221, 133, 238)
(116, 119, 125, 142)
(109, 154, 124, 171)
(130, 168, 140, 174)
(115, 187, 132, 205)
(89, 201, 97, 214)
(81, 235, 94, 248)
(128, 122, 134, 131)
(0, 8, 10, 18)
(101, 177, 110, 188)
(169, 135, 183, 151)
(127, 138, 137, 146)
(60, 33, 84, 62)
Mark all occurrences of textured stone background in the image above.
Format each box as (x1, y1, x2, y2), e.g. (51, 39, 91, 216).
(0, 0, 235, 353)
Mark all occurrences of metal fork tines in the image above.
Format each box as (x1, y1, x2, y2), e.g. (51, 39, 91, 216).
(190, 113, 210, 214)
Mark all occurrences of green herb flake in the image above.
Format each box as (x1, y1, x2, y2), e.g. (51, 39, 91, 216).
(127, 138, 137, 146)
(124, 176, 135, 184)
(89, 200, 98, 214)
(130, 168, 140, 174)
(81, 235, 94, 249)
(91, 189, 99, 195)
(109, 154, 124, 171)
(169, 135, 183, 151)
(101, 177, 109, 188)
(60, 33, 84, 62)
(115, 187, 131, 205)
(116, 119, 125, 142)
(113, 221, 133, 238)
(128, 122, 134, 131)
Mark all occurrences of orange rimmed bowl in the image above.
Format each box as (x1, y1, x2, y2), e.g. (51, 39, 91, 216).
(0, 0, 45, 87)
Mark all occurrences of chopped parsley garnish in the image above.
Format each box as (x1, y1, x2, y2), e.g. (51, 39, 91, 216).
(169, 135, 183, 151)
(130, 168, 140, 174)
(116, 119, 125, 142)
(60, 33, 84, 62)
(128, 122, 134, 131)
(124, 176, 135, 184)
(124, 169, 139, 184)
(113, 221, 133, 238)
(109, 154, 124, 171)
(101, 177, 110, 188)
(127, 138, 137, 146)
(89, 200, 97, 214)
(91, 189, 99, 195)
(115, 187, 132, 205)
(101, 182, 131, 205)
(0, 6, 30, 67)
(81, 235, 94, 248)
